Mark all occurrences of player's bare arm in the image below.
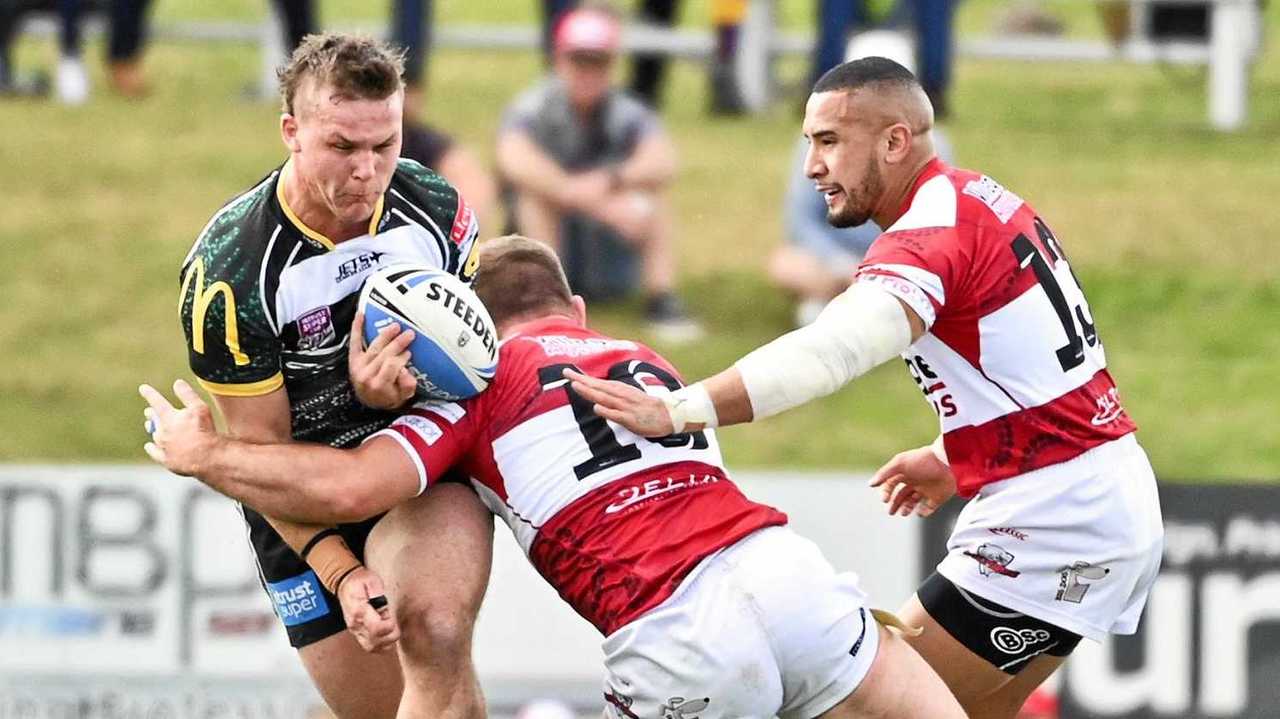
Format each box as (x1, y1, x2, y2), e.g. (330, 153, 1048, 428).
(139, 381, 420, 524)
(348, 310, 418, 410)
(140, 381, 401, 649)
(568, 282, 927, 436)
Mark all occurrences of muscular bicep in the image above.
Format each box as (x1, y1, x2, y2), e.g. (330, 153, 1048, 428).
(210, 388, 292, 443)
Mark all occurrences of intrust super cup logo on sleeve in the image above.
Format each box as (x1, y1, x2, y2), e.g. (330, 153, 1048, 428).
(266, 571, 330, 626)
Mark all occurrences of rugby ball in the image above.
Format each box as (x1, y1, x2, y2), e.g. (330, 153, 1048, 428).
(357, 265, 499, 401)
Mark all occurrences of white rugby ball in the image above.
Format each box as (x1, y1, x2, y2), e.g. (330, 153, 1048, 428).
(358, 265, 499, 401)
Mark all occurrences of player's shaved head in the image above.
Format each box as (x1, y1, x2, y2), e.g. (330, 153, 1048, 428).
(812, 57, 934, 137)
(802, 57, 938, 230)
(473, 235, 577, 332)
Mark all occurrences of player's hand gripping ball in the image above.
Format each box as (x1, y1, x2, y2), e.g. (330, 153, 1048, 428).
(357, 265, 498, 401)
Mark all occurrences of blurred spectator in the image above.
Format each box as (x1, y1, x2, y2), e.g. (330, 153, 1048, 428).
(0, 1, 47, 96)
(810, 0, 956, 118)
(0, 0, 151, 100)
(776, 30, 953, 326)
(391, 0, 431, 117)
(708, 0, 747, 114)
(400, 120, 498, 236)
(272, 0, 434, 119)
(499, 4, 701, 342)
(542, 0, 746, 112)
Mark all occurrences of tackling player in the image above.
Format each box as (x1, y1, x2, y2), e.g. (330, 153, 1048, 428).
(565, 58, 1164, 719)
(177, 33, 490, 719)
(144, 236, 967, 719)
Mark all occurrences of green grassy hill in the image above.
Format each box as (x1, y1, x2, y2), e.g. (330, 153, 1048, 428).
(2, 1, 1277, 478)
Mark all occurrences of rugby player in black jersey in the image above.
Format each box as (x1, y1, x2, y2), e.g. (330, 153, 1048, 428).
(176, 34, 490, 719)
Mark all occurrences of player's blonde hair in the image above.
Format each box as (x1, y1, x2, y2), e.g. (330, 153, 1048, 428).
(277, 33, 405, 115)
(473, 236, 574, 329)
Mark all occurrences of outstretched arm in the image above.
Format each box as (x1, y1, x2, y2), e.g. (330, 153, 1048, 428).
(140, 381, 421, 524)
(567, 281, 926, 436)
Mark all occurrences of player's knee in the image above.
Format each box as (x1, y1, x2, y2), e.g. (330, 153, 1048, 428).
(397, 602, 477, 667)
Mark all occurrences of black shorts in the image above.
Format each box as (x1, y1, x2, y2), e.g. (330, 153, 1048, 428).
(243, 505, 383, 648)
(918, 572, 1082, 675)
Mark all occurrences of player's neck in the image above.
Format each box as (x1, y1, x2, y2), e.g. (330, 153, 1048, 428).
(872, 153, 937, 229)
(281, 164, 368, 244)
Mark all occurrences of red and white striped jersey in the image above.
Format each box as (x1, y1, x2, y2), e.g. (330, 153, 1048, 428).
(373, 317, 788, 635)
(856, 159, 1136, 498)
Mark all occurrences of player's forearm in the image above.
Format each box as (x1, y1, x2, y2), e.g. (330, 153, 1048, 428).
(729, 283, 914, 422)
(198, 439, 381, 524)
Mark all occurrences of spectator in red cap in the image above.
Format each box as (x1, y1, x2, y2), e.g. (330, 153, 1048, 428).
(497, 2, 701, 343)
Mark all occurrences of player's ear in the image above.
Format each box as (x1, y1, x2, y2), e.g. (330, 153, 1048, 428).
(571, 295, 587, 326)
(281, 113, 301, 153)
(884, 123, 912, 164)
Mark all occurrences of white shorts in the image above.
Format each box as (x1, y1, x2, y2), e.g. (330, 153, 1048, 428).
(601, 526, 878, 719)
(937, 433, 1164, 641)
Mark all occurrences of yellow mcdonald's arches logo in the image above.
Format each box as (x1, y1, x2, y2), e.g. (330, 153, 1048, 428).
(461, 240, 481, 282)
(179, 256, 250, 366)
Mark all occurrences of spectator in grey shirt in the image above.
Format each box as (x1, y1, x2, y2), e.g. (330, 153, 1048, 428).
(496, 3, 700, 343)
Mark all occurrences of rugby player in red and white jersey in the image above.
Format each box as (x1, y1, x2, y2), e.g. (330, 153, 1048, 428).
(567, 58, 1164, 719)
(141, 236, 967, 719)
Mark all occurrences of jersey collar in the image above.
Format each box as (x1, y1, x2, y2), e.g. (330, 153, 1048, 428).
(893, 156, 948, 223)
(275, 159, 386, 251)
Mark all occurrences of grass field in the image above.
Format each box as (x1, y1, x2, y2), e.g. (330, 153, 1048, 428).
(1, 1, 1277, 479)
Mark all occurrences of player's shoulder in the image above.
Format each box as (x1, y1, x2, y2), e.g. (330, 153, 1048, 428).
(180, 169, 280, 287)
(388, 158, 462, 217)
(943, 166, 1035, 230)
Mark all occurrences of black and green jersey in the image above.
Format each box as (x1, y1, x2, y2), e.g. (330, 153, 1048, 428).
(179, 158, 480, 448)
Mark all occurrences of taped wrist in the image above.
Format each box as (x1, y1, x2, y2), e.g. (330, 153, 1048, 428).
(663, 382, 718, 433)
(304, 532, 363, 595)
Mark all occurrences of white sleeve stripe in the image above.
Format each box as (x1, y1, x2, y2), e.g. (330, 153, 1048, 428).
(259, 225, 283, 336)
(413, 401, 466, 424)
(367, 428, 428, 496)
(858, 273, 937, 328)
(390, 208, 447, 268)
(274, 240, 304, 327)
(861, 263, 946, 305)
(390, 188, 452, 248)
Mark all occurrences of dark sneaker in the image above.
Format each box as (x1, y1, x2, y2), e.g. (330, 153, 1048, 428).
(645, 294, 705, 344)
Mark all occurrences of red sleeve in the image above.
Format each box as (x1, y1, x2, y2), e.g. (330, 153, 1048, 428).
(368, 399, 483, 495)
(855, 226, 969, 330)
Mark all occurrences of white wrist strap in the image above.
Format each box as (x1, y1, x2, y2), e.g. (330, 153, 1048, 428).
(662, 382, 717, 433)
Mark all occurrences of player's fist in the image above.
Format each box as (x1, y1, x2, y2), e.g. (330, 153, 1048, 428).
(337, 566, 400, 653)
(139, 380, 220, 476)
(869, 444, 956, 517)
(348, 310, 417, 410)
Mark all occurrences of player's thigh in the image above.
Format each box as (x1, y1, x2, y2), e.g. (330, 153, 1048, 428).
(298, 629, 403, 719)
(897, 584, 1078, 719)
(820, 624, 967, 719)
(364, 482, 494, 644)
(895, 593, 1013, 707)
(970, 653, 1064, 719)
